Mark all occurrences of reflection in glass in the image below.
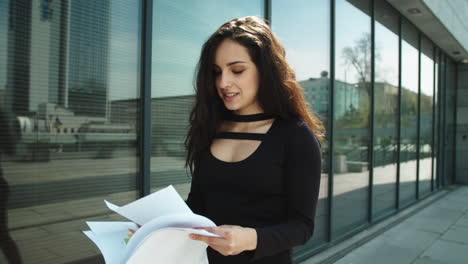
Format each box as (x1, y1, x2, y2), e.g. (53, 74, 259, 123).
(272, 0, 330, 250)
(1, 1, 140, 262)
(444, 59, 457, 185)
(436, 53, 445, 187)
(373, 0, 398, 217)
(419, 38, 434, 196)
(399, 21, 418, 206)
(437, 53, 446, 187)
(150, 0, 264, 197)
(333, 0, 371, 237)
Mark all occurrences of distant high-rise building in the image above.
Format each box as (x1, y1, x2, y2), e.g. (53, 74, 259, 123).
(6, 0, 110, 118)
(67, 1, 111, 118)
(6, 0, 69, 115)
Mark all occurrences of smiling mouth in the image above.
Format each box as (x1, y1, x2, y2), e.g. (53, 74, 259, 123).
(223, 93, 239, 100)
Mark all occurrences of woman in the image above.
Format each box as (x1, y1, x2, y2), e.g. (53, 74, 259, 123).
(0, 107, 23, 264)
(186, 16, 324, 264)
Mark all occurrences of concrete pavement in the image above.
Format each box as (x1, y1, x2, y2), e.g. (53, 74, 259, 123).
(302, 185, 468, 264)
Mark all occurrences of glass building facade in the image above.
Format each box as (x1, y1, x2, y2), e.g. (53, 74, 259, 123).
(0, 0, 460, 263)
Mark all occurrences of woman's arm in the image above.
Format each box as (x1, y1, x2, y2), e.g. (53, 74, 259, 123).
(190, 225, 257, 256)
(251, 120, 322, 260)
(185, 166, 205, 214)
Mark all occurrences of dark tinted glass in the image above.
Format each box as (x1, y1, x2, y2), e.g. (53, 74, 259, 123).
(333, 0, 371, 237)
(419, 37, 434, 196)
(150, 0, 264, 196)
(373, 0, 399, 217)
(272, 0, 330, 251)
(444, 58, 457, 185)
(0, 1, 141, 263)
(399, 20, 419, 206)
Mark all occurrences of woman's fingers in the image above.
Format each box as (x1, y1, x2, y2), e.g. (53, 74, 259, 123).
(189, 233, 237, 256)
(193, 226, 233, 238)
(189, 233, 224, 246)
(189, 225, 255, 256)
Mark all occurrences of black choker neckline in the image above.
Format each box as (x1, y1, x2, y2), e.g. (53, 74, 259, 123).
(226, 112, 274, 122)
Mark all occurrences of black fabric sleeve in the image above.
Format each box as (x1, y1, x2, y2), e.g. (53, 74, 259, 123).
(185, 168, 205, 215)
(251, 120, 322, 261)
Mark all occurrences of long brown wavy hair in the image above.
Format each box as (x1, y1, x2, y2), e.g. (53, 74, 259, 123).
(185, 16, 325, 174)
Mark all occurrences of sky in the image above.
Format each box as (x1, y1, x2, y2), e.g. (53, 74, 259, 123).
(149, 0, 264, 99)
(0, 0, 434, 101)
(272, 0, 330, 82)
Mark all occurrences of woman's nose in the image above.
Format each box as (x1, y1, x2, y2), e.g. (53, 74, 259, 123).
(218, 72, 232, 88)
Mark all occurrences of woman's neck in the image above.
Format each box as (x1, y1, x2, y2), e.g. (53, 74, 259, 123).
(226, 112, 273, 122)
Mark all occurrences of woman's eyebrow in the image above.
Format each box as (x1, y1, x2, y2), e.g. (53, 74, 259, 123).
(226, 61, 247, 66)
(213, 61, 247, 68)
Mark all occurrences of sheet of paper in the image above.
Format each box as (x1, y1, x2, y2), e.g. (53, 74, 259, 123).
(84, 221, 139, 264)
(87, 221, 138, 233)
(104, 185, 192, 225)
(83, 186, 217, 264)
(127, 229, 209, 264)
(123, 213, 219, 262)
(172, 228, 221, 237)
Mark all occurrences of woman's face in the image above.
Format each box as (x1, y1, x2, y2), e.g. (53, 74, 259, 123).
(214, 39, 262, 115)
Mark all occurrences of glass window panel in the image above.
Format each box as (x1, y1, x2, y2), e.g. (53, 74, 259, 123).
(437, 53, 446, 187)
(399, 20, 418, 206)
(1, 1, 141, 263)
(445, 58, 457, 185)
(150, 1, 264, 194)
(333, 0, 371, 237)
(272, 0, 330, 251)
(373, 0, 399, 218)
(419, 37, 434, 196)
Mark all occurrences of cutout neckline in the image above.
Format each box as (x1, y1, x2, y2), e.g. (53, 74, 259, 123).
(226, 112, 274, 122)
(209, 118, 277, 164)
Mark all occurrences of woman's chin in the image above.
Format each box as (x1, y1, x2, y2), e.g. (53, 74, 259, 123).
(223, 104, 239, 112)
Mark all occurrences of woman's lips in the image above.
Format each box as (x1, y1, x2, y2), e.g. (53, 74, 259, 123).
(223, 93, 239, 102)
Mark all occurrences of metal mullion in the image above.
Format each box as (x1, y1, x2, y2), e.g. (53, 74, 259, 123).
(444, 55, 448, 186)
(139, 0, 153, 197)
(416, 33, 421, 200)
(437, 54, 442, 188)
(369, 0, 375, 223)
(453, 63, 458, 184)
(436, 52, 443, 189)
(441, 55, 447, 187)
(431, 46, 436, 192)
(435, 51, 439, 188)
(396, 14, 402, 209)
(264, 0, 271, 24)
(328, 0, 335, 242)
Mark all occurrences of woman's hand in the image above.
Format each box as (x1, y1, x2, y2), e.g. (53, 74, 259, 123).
(189, 225, 257, 256)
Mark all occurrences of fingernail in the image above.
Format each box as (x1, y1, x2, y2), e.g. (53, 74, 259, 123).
(189, 234, 195, 239)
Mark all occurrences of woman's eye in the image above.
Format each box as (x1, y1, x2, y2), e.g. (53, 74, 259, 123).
(233, 70, 244, 75)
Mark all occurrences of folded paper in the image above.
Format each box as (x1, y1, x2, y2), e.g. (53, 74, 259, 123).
(83, 185, 220, 264)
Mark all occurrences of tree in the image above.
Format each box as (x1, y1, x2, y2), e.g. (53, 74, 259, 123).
(342, 33, 382, 95)
(342, 33, 372, 84)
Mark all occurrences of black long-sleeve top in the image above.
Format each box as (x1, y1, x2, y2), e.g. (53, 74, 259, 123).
(186, 117, 321, 264)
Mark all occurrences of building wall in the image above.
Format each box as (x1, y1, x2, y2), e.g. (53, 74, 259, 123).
(0, 0, 465, 263)
(422, 0, 468, 52)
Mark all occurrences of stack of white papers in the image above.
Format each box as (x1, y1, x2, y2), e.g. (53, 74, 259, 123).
(83, 185, 219, 264)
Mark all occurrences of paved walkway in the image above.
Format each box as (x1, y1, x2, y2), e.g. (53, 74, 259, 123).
(303, 185, 468, 264)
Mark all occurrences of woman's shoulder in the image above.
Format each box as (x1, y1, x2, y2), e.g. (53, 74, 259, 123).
(277, 117, 312, 134)
(277, 117, 321, 148)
